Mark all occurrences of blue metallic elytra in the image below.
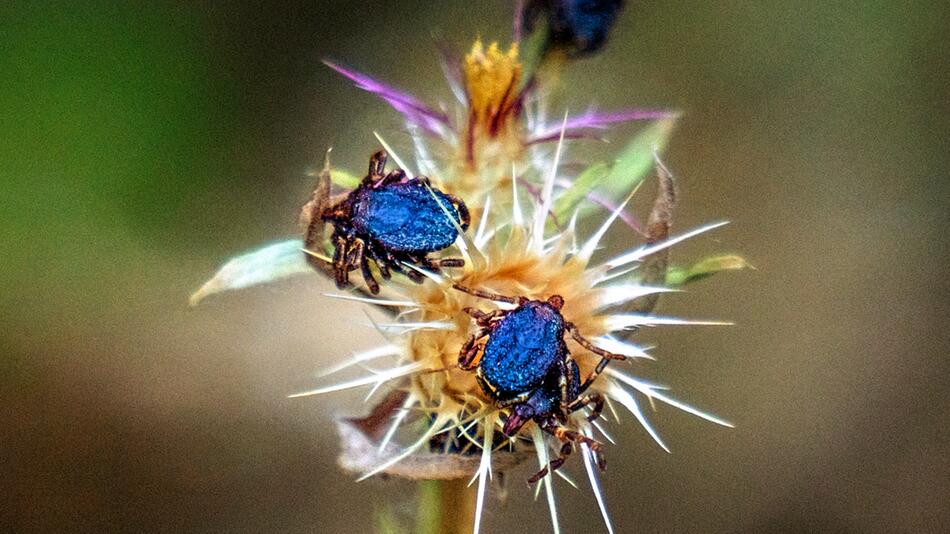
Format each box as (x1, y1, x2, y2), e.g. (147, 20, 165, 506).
(480, 301, 565, 397)
(320, 151, 470, 294)
(352, 183, 462, 253)
(454, 284, 631, 483)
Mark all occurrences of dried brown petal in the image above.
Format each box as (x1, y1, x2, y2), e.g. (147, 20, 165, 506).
(627, 157, 677, 314)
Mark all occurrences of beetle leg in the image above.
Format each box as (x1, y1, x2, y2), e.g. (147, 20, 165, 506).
(576, 356, 611, 394)
(365, 241, 391, 280)
(406, 253, 441, 278)
(452, 284, 528, 306)
(557, 355, 571, 417)
(349, 240, 379, 295)
(378, 246, 416, 282)
(529, 418, 605, 483)
(437, 258, 465, 268)
(528, 442, 574, 484)
(401, 255, 426, 284)
(374, 169, 406, 189)
(366, 151, 387, 183)
(343, 239, 364, 281)
(544, 419, 606, 473)
(569, 392, 605, 423)
(458, 328, 489, 370)
(463, 307, 507, 327)
(566, 322, 627, 361)
(332, 234, 350, 289)
(494, 390, 532, 409)
(438, 193, 471, 231)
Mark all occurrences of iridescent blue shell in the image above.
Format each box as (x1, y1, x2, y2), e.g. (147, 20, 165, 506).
(481, 301, 565, 398)
(352, 183, 462, 253)
(524, 359, 580, 415)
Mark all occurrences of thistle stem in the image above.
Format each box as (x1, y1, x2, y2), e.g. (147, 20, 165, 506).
(416, 479, 476, 534)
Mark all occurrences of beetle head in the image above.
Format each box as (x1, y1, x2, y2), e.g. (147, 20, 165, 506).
(546, 294, 565, 310)
(503, 404, 535, 436)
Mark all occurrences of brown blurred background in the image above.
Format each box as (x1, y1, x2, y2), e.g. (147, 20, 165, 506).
(2, 1, 948, 532)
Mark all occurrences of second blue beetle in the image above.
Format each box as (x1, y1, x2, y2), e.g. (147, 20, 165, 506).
(454, 283, 630, 482)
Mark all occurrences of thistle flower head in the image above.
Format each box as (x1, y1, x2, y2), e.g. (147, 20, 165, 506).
(190, 10, 750, 532)
(281, 143, 740, 532)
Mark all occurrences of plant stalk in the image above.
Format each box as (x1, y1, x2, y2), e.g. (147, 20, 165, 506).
(416, 479, 477, 534)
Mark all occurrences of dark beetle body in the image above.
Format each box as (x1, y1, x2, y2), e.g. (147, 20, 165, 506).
(516, 358, 581, 420)
(318, 151, 469, 294)
(352, 182, 461, 253)
(480, 301, 566, 399)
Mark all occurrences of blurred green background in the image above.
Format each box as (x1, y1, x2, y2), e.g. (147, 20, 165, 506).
(2, 1, 947, 532)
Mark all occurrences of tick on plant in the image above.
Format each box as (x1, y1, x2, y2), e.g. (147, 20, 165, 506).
(317, 151, 470, 294)
(453, 283, 629, 482)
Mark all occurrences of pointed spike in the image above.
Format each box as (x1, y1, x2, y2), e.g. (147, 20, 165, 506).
(378, 393, 417, 451)
(604, 314, 733, 331)
(606, 221, 730, 269)
(606, 381, 670, 453)
(590, 418, 616, 444)
(288, 363, 422, 398)
(356, 414, 451, 481)
(606, 370, 734, 428)
(595, 284, 679, 310)
(578, 183, 642, 261)
(474, 194, 492, 245)
(580, 427, 615, 534)
(322, 293, 419, 308)
(318, 344, 402, 377)
(375, 321, 456, 332)
(555, 470, 579, 489)
(471, 413, 496, 534)
(531, 425, 560, 534)
(533, 111, 568, 248)
(511, 164, 524, 227)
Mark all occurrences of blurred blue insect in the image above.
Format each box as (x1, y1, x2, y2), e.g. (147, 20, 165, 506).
(522, 0, 626, 56)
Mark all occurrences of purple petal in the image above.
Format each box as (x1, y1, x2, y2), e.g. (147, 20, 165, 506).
(531, 108, 679, 142)
(324, 60, 450, 135)
(554, 177, 646, 235)
(586, 190, 647, 235)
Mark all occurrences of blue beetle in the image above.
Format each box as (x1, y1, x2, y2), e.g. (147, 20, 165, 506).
(454, 284, 629, 482)
(319, 151, 470, 294)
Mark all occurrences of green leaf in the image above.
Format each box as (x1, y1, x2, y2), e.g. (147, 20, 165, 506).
(518, 23, 550, 92)
(189, 239, 311, 306)
(665, 254, 752, 287)
(553, 162, 609, 223)
(330, 168, 360, 189)
(600, 118, 677, 200)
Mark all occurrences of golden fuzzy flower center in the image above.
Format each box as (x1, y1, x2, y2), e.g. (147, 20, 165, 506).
(463, 40, 522, 134)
